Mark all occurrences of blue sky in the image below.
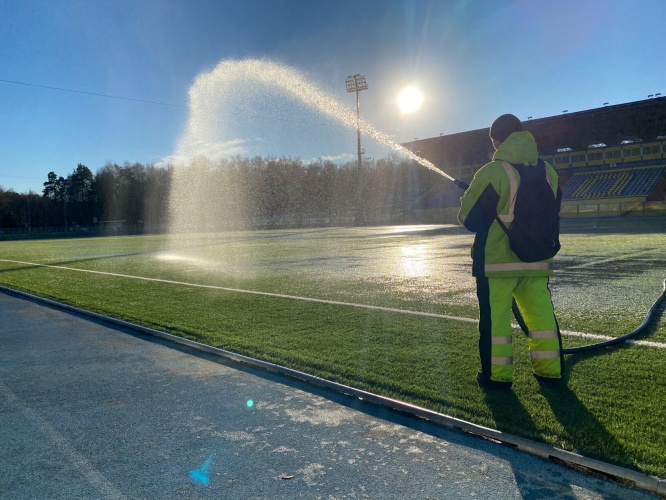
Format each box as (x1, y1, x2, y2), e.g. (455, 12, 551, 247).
(1, 0, 665, 194)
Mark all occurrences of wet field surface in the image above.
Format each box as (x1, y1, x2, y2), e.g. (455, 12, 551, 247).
(0, 291, 656, 499)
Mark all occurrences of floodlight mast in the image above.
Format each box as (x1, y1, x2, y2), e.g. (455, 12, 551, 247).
(345, 74, 368, 170)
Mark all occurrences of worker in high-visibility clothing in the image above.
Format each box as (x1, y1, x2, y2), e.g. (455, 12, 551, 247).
(458, 114, 564, 390)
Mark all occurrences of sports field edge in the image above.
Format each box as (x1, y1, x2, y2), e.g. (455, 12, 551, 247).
(1, 285, 664, 497)
(0, 224, 664, 480)
(0, 258, 664, 350)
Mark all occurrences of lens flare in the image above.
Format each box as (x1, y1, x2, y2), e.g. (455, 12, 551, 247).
(189, 454, 215, 487)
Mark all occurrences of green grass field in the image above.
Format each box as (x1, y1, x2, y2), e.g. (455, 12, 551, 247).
(0, 219, 665, 478)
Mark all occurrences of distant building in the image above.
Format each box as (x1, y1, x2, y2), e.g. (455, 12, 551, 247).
(402, 97, 666, 218)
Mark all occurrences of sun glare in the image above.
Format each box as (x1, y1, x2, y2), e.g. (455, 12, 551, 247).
(397, 86, 424, 114)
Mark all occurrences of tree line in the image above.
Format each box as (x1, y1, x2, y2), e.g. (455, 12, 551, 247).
(1, 162, 171, 232)
(0, 155, 458, 233)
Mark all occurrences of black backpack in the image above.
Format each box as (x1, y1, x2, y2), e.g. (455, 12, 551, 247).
(495, 159, 562, 263)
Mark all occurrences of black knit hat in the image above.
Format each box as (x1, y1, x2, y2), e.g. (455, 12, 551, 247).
(489, 114, 523, 142)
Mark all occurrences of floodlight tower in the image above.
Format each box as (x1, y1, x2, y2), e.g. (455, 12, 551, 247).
(345, 74, 368, 169)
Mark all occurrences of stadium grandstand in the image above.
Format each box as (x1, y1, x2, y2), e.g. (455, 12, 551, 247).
(402, 96, 666, 218)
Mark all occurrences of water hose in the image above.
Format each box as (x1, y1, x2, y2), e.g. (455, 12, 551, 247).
(446, 173, 666, 354)
(558, 279, 666, 354)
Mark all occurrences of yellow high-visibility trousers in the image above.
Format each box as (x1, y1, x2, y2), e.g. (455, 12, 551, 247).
(476, 275, 563, 383)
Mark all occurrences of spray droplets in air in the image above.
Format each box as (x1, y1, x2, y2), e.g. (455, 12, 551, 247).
(168, 59, 455, 234)
(177, 59, 454, 175)
(212, 61, 444, 176)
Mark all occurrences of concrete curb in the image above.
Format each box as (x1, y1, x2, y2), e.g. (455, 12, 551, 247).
(2, 285, 664, 497)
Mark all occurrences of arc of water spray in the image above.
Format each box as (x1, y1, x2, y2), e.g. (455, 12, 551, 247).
(169, 59, 469, 233)
(176, 59, 467, 188)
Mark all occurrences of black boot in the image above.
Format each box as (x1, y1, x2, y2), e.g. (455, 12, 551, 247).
(477, 372, 512, 391)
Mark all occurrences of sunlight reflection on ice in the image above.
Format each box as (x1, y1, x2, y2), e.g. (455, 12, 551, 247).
(383, 224, 446, 234)
(155, 253, 208, 265)
(398, 244, 430, 278)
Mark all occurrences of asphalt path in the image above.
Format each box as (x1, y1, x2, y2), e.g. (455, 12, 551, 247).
(0, 291, 656, 499)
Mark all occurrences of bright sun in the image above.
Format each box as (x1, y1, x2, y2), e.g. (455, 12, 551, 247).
(397, 86, 424, 114)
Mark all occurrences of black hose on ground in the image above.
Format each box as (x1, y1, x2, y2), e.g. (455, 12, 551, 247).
(512, 279, 666, 354)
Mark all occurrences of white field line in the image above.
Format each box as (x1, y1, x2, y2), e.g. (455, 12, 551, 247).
(0, 381, 126, 499)
(1, 259, 664, 350)
(562, 249, 659, 270)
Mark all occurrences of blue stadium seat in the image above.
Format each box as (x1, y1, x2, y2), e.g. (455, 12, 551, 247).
(562, 167, 666, 200)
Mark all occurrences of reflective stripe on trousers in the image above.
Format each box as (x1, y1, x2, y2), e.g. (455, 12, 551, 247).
(476, 275, 563, 383)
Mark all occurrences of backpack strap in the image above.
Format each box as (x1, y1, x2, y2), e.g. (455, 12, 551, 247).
(494, 158, 546, 237)
(494, 213, 511, 236)
(498, 162, 519, 224)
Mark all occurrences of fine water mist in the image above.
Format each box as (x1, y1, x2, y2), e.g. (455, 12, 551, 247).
(168, 59, 453, 235)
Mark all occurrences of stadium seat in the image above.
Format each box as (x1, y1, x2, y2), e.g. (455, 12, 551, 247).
(562, 167, 666, 200)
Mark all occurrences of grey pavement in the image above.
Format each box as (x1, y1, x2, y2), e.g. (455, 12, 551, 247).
(0, 291, 656, 499)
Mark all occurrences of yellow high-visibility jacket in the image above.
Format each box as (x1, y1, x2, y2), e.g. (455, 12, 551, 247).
(457, 131, 560, 278)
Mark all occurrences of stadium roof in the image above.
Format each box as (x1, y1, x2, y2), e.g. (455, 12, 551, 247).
(402, 97, 666, 169)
